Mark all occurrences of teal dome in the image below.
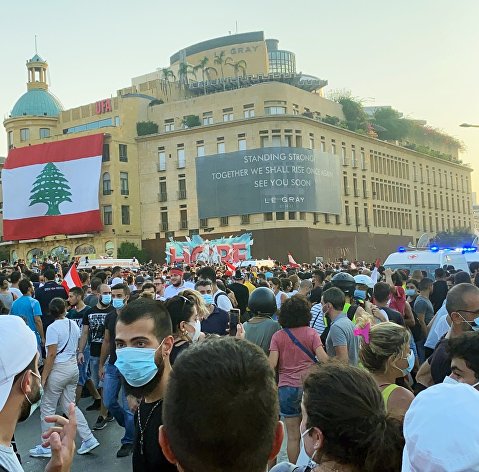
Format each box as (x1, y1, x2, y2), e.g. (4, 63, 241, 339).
(11, 89, 63, 118)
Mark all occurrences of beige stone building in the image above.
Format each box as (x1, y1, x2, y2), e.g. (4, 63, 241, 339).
(3, 31, 474, 263)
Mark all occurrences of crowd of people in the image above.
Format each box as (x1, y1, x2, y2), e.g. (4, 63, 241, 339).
(0, 256, 478, 472)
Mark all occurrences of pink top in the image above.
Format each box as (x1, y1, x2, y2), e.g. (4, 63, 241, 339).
(270, 327, 322, 387)
(389, 286, 406, 315)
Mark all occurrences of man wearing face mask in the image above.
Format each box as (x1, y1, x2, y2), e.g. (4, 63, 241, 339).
(0, 316, 76, 472)
(114, 298, 177, 472)
(78, 283, 114, 430)
(417, 283, 479, 388)
(99, 283, 134, 457)
(195, 279, 229, 336)
(443, 331, 479, 388)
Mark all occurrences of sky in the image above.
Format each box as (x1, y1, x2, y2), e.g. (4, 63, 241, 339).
(2, 0, 478, 190)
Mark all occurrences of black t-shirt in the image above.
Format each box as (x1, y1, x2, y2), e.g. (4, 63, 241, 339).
(428, 337, 451, 384)
(35, 281, 68, 329)
(104, 311, 118, 364)
(170, 340, 189, 365)
(201, 306, 229, 336)
(229, 282, 250, 315)
(133, 400, 176, 472)
(82, 305, 115, 357)
(67, 306, 92, 330)
(381, 307, 405, 326)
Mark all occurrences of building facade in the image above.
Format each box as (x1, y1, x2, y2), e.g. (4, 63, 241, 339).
(3, 32, 474, 263)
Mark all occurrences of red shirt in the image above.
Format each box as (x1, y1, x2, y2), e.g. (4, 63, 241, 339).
(389, 286, 406, 315)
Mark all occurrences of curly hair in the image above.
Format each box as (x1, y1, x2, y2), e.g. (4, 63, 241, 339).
(180, 288, 209, 319)
(278, 295, 311, 328)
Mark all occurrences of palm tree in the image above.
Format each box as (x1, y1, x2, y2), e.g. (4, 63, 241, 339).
(226, 59, 247, 88)
(178, 62, 196, 90)
(214, 51, 232, 91)
(161, 68, 176, 95)
(195, 57, 217, 95)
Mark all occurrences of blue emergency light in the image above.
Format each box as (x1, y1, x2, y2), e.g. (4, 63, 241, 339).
(430, 245, 439, 253)
(462, 246, 478, 254)
(398, 246, 406, 253)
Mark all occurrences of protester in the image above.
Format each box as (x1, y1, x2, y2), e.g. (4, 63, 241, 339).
(0, 275, 15, 313)
(195, 279, 229, 335)
(445, 331, 479, 387)
(430, 268, 449, 314)
(164, 267, 188, 299)
(412, 277, 434, 363)
(197, 266, 234, 312)
(272, 362, 404, 472)
(271, 277, 288, 311)
(229, 269, 250, 317)
(269, 296, 328, 463)
(35, 268, 68, 331)
(30, 298, 99, 458)
(0, 316, 77, 472)
(84, 277, 102, 307)
(159, 337, 284, 472)
(372, 282, 405, 326)
(114, 298, 177, 471)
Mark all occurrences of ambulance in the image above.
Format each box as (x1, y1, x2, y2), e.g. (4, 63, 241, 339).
(383, 247, 471, 278)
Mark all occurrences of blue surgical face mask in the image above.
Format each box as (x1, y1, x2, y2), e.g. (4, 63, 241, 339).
(115, 341, 163, 387)
(405, 289, 417, 297)
(395, 350, 415, 376)
(202, 294, 214, 305)
(457, 313, 479, 332)
(101, 294, 112, 305)
(112, 298, 125, 309)
(354, 289, 367, 300)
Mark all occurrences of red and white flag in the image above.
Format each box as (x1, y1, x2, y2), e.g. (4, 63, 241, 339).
(62, 264, 82, 293)
(225, 262, 236, 273)
(288, 253, 300, 268)
(3, 134, 104, 240)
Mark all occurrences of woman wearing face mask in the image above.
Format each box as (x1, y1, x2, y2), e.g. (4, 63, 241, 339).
(271, 362, 404, 472)
(29, 298, 100, 458)
(180, 289, 209, 321)
(165, 295, 201, 365)
(358, 321, 415, 420)
(271, 277, 288, 312)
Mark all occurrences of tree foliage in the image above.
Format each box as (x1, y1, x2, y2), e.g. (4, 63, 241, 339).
(137, 121, 159, 136)
(373, 108, 412, 141)
(117, 242, 146, 262)
(182, 115, 201, 128)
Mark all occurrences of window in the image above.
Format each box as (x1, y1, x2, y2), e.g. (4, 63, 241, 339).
(120, 172, 129, 195)
(264, 212, 273, 221)
(320, 141, 326, 152)
(7, 131, 13, 149)
(165, 119, 175, 132)
(276, 212, 285, 220)
(63, 117, 114, 134)
(39, 128, 50, 139)
(203, 112, 213, 125)
(200, 218, 208, 228)
(115, 116, 120, 126)
(217, 141, 225, 154)
(121, 205, 130, 225)
(331, 143, 336, 154)
(103, 205, 112, 225)
(238, 138, 247, 151)
(178, 178, 187, 199)
(177, 146, 186, 168)
(197, 144, 205, 157)
(271, 136, 281, 147)
(102, 143, 110, 162)
(309, 138, 315, 149)
(244, 104, 255, 118)
(158, 179, 167, 202)
(265, 106, 286, 115)
(260, 136, 269, 147)
(293, 104, 299, 115)
(102, 172, 111, 195)
(158, 148, 166, 171)
(180, 209, 188, 230)
(288, 211, 296, 220)
(160, 210, 168, 231)
(119, 144, 128, 162)
(241, 214, 250, 224)
(223, 113, 234, 122)
(20, 128, 30, 142)
(300, 212, 306, 220)
(220, 216, 229, 226)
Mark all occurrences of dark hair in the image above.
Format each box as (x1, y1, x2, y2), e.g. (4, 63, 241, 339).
(93, 271, 107, 283)
(303, 362, 404, 471)
(390, 271, 403, 287)
(117, 298, 172, 342)
(165, 296, 196, 334)
(373, 282, 391, 304)
(19, 278, 32, 295)
(280, 278, 292, 292)
(195, 279, 213, 290)
(455, 271, 472, 285)
(49, 298, 67, 319)
(418, 277, 433, 292)
(406, 278, 419, 289)
(13, 356, 37, 385)
(69, 286, 84, 298)
(79, 271, 89, 284)
(197, 266, 216, 283)
(29, 273, 40, 283)
(112, 283, 130, 296)
(447, 332, 479, 379)
(112, 266, 122, 274)
(90, 277, 102, 292)
(141, 282, 155, 292)
(163, 337, 279, 472)
(322, 287, 346, 311)
(278, 295, 311, 328)
(312, 269, 325, 282)
(0, 275, 9, 291)
(43, 269, 55, 281)
(435, 268, 446, 279)
(446, 283, 479, 314)
(10, 271, 22, 284)
(470, 261, 479, 273)
(270, 277, 281, 289)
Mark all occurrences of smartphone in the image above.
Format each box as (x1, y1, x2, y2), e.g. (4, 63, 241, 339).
(228, 309, 241, 336)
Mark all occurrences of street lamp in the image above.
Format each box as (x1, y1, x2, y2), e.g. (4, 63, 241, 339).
(460, 123, 479, 128)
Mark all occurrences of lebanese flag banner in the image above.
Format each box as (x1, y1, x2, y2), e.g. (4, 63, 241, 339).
(288, 253, 300, 268)
(225, 262, 236, 272)
(62, 264, 82, 294)
(3, 134, 104, 240)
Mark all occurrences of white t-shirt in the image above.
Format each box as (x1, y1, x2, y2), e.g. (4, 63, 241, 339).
(0, 444, 23, 472)
(9, 287, 22, 299)
(46, 318, 80, 363)
(164, 283, 185, 300)
(213, 289, 233, 312)
(425, 301, 448, 349)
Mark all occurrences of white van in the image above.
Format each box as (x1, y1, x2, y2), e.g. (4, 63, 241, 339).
(383, 249, 470, 278)
(76, 258, 141, 271)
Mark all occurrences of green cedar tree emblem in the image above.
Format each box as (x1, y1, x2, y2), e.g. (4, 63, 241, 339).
(29, 162, 72, 216)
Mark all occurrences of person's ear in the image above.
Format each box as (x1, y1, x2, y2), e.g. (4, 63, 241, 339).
(450, 312, 462, 325)
(161, 335, 174, 358)
(21, 370, 34, 396)
(268, 421, 285, 461)
(159, 425, 179, 466)
(311, 426, 324, 451)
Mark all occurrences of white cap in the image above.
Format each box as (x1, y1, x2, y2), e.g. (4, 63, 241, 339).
(0, 316, 38, 412)
(354, 274, 374, 288)
(402, 383, 479, 472)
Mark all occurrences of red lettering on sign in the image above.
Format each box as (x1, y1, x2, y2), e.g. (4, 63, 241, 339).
(95, 99, 112, 115)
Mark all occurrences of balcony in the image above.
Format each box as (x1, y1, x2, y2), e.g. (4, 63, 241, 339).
(160, 222, 169, 231)
(342, 157, 350, 167)
(361, 163, 368, 171)
(179, 220, 188, 230)
(158, 192, 167, 202)
(178, 190, 187, 200)
(363, 190, 369, 198)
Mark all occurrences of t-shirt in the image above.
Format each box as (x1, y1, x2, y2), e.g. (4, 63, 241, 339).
(270, 327, 322, 387)
(244, 317, 281, 355)
(201, 306, 229, 336)
(67, 305, 92, 330)
(425, 300, 448, 349)
(84, 293, 99, 308)
(10, 295, 42, 345)
(163, 283, 185, 300)
(35, 281, 68, 317)
(389, 286, 406, 315)
(428, 337, 451, 384)
(45, 318, 80, 364)
(270, 463, 310, 472)
(325, 314, 359, 366)
(380, 307, 405, 326)
(310, 303, 326, 334)
(133, 400, 177, 472)
(170, 340, 189, 365)
(83, 306, 115, 357)
(229, 282, 250, 315)
(9, 287, 22, 300)
(414, 295, 435, 325)
(431, 280, 448, 313)
(104, 311, 118, 364)
(213, 290, 233, 312)
(0, 444, 23, 472)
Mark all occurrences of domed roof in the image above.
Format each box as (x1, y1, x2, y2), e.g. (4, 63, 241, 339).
(11, 89, 63, 118)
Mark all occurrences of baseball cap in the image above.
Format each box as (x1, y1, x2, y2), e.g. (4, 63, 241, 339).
(135, 276, 145, 284)
(233, 269, 244, 280)
(402, 383, 479, 472)
(0, 316, 38, 412)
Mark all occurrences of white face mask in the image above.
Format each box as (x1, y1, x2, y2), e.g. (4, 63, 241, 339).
(444, 375, 479, 389)
(187, 320, 201, 343)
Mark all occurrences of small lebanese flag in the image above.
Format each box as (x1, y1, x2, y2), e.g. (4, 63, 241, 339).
(3, 134, 104, 240)
(225, 262, 236, 273)
(288, 253, 300, 268)
(62, 264, 82, 293)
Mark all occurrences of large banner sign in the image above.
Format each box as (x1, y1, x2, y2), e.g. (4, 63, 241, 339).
(196, 147, 341, 218)
(166, 233, 253, 264)
(3, 134, 104, 240)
